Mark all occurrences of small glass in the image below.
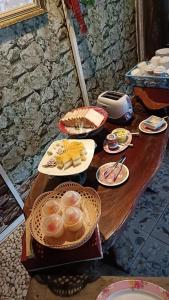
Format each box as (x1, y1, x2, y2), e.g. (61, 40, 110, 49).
(106, 134, 118, 150)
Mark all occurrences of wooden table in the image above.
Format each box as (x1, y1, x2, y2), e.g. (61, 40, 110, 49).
(24, 100, 169, 241)
(26, 276, 169, 299)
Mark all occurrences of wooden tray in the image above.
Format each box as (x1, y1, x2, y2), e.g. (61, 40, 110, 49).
(29, 182, 101, 250)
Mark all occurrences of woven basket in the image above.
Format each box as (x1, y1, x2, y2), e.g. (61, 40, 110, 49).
(29, 182, 101, 250)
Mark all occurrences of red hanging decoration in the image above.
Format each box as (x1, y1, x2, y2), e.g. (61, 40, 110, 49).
(64, 0, 88, 34)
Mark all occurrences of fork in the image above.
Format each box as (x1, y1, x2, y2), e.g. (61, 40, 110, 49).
(104, 155, 126, 178)
(113, 156, 126, 182)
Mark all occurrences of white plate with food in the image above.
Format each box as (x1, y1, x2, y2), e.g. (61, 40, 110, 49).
(139, 120, 167, 134)
(103, 128, 132, 154)
(38, 139, 95, 176)
(96, 279, 169, 300)
(96, 162, 129, 187)
(58, 106, 108, 136)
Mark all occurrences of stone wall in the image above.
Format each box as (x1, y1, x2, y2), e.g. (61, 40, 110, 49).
(0, 0, 82, 185)
(74, 0, 137, 102)
(0, 0, 137, 187)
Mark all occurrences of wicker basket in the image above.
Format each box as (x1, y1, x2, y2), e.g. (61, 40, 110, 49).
(29, 182, 101, 250)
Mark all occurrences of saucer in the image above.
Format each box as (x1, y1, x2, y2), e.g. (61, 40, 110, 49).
(103, 130, 132, 154)
(139, 120, 168, 134)
(96, 162, 129, 187)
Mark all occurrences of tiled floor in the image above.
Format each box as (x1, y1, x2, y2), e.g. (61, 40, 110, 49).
(113, 151, 169, 276)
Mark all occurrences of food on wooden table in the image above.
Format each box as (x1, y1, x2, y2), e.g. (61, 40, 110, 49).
(113, 128, 128, 143)
(63, 207, 83, 232)
(61, 108, 104, 129)
(41, 199, 61, 217)
(61, 191, 81, 208)
(43, 140, 87, 169)
(41, 214, 64, 238)
(143, 115, 165, 130)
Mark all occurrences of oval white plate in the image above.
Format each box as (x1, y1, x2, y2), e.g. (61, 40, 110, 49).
(38, 139, 95, 176)
(96, 162, 129, 187)
(139, 120, 167, 134)
(96, 279, 169, 300)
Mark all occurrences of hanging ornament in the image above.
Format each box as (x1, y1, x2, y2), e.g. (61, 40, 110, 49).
(64, 0, 88, 34)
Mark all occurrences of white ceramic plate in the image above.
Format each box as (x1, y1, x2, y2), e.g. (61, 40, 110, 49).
(96, 280, 169, 300)
(139, 120, 167, 134)
(103, 129, 132, 154)
(96, 162, 129, 187)
(38, 139, 95, 176)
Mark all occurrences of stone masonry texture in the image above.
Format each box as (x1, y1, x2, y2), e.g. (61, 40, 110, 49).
(0, 0, 137, 186)
(76, 0, 137, 101)
(0, 0, 82, 185)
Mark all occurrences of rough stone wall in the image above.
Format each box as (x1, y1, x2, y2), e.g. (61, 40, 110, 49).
(0, 0, 82, 185)
(0, 0, 137, 187)
(74, 0, 137, 103)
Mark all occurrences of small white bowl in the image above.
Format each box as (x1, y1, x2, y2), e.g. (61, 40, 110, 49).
(155, 48, 169, 57)
(137, 61, 147, 73)
(160, 56, 169, 69)
(154, 66, 166, 76)
(145, 64, 155, 75)
(150, 56, 161, 66)
(131, 68, 142, 76)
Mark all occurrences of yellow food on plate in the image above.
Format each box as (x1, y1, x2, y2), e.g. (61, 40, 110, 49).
(56, 152, 72, 169)
(113, 128, 128, 143)
(44, 140, 87, 169)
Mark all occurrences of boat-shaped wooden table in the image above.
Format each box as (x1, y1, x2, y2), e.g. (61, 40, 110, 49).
(24, 99, 169, 242)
